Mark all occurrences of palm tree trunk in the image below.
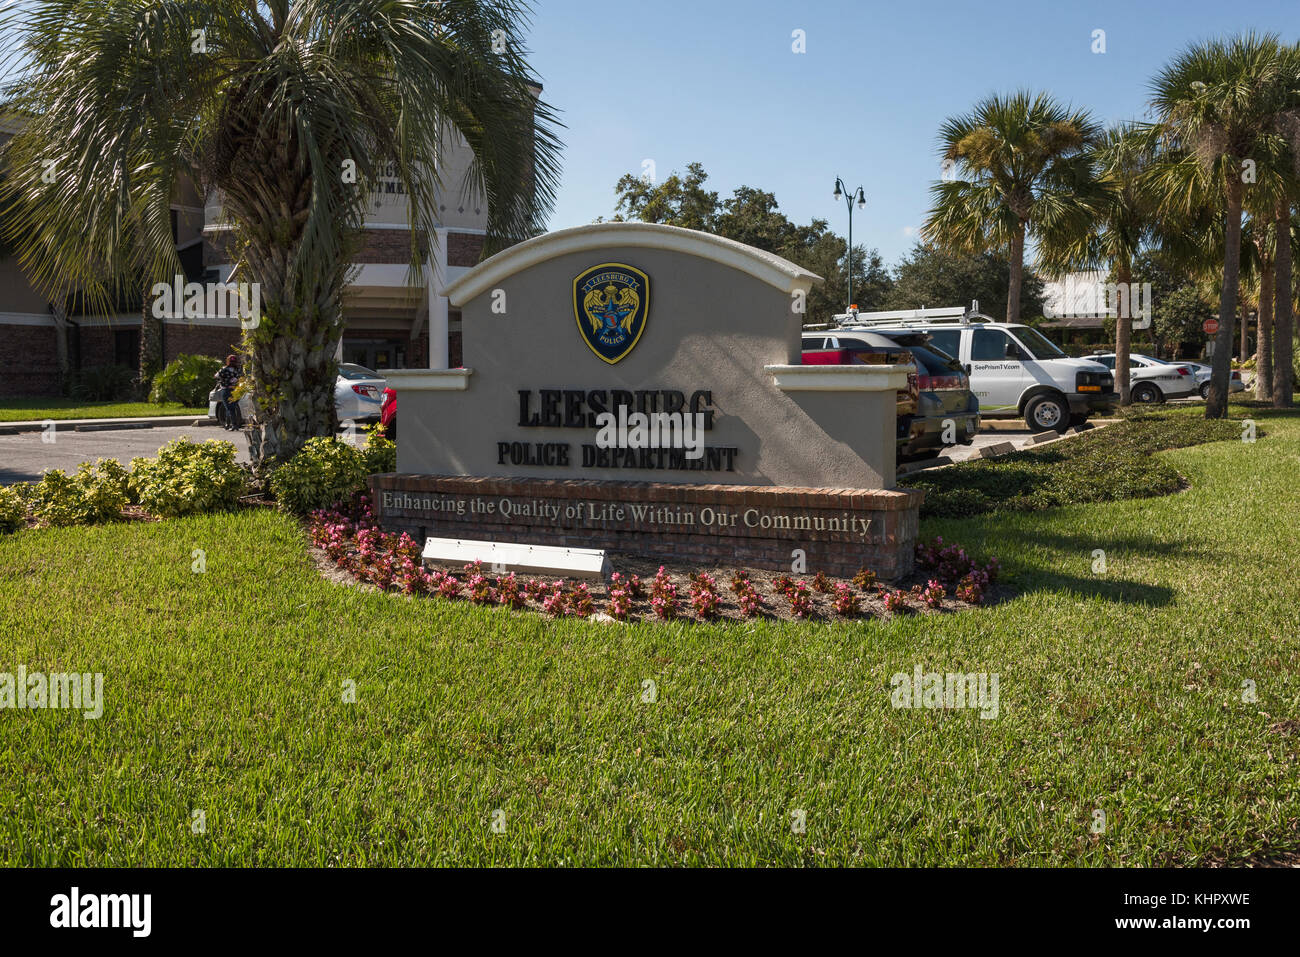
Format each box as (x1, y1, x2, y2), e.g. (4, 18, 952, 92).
(1239, 300, 1249, 363)
(51, 301, 71, 392)
(245, 296, 343, 470)
(1005, 222, 1026, 323)
(1272, 200, 1294, 408)
(138, 283, 163, 398)
(1256, 255, 1274, 403)
(1115, 260, 1133, 406)
(1207, 181, 1243, 419)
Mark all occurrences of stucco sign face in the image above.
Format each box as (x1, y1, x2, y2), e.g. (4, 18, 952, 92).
(573, 262, 650, 364)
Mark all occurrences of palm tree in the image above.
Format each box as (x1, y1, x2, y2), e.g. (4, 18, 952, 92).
(1243, 220, 1275, 402)
(1039, 123, 1155, 405)
(924, 91, 1102, 322)
(1149, 33, 1295, 417)
(1274, 208, 1298, 407)
(0, 1, 561, 462)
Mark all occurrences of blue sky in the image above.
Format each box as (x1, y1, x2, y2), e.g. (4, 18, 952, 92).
(526, 0, 1300, 266)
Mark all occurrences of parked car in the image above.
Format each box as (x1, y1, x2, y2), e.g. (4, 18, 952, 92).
(828, 303, 1116, 431)
(1181, 361, 1245, 399)
(207, 384, 254, 428)
(1087, 353, 1198, 403)
(801, 331, 980, 461)
(335, 363, 387, 422)
(207, 362, 388, 427)
(379, 387, 397, 441)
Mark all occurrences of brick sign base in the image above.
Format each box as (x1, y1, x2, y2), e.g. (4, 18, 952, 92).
(371, 474, 924, 580)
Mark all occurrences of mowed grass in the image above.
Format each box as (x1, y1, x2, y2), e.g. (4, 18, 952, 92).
(0, 407, 1298, 866)
(0, 398, 206, 422)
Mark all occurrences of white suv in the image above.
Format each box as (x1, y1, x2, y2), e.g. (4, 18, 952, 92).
(831, 304, 1117, 431)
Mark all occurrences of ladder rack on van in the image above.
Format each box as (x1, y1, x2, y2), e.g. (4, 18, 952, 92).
(829, 301, 996, 328)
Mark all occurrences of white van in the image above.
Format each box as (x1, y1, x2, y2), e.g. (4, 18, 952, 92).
(830, 303, 1118, 431)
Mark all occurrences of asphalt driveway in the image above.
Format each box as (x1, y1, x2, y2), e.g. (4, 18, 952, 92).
(0, 424, 246, 484)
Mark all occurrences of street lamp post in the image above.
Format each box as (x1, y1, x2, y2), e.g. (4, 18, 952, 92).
(833, 177, 867, 312)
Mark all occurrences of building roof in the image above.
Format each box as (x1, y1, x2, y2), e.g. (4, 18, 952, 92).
(1040, 317, 1107, 330)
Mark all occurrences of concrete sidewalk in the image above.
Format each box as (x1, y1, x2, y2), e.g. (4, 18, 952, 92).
(0, 415, 216, 435)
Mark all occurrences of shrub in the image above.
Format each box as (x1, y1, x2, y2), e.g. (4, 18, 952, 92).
(32, 459, 130, 526)
(570, 583, 594, 618)
(497, 573, 526, 610)
(269, 437, 369, 513)
(69, 364, 135, 402)
(129, 437, 246, 517)
(909, 415, 1241, 519)
(149, 354, 224, 407)
(362, 428, 396, 475)
(852, 568, 877, 591)
(832, 582, 860, 617)
(688, 572, 721, 619)
(649, 567, 679, 619)
(786, 581, 813, 618)
(882, 589, 909, 614)
(920, 579, 946, 608)
(606, 573, 634, 620)
(542, 580, 571, 617)
(0, 485, 27, 533)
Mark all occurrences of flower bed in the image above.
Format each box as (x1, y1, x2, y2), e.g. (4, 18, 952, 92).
(308, 499, 1002, 623)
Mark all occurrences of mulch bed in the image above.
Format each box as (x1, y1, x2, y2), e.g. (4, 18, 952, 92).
(308, 540, 1006, 624)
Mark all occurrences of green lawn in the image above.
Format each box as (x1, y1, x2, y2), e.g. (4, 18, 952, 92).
(0, 405, 1297, 866)
(0, 398, 207, 422)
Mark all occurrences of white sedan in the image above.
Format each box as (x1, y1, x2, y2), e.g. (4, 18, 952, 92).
(1087, 353, 1198, 403)
(208, 362, 388, 427)
(1182, 361, 1245, 399)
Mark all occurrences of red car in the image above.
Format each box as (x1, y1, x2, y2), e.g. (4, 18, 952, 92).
(379, 387, 397, 441)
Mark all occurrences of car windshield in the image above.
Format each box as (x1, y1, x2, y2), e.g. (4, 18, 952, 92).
(338, 363, 380, 380)
(1013, 326, 1066, 360)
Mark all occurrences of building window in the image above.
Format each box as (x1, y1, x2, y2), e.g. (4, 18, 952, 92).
(342, 337, 406, 370)
(114, 329, 140, 369)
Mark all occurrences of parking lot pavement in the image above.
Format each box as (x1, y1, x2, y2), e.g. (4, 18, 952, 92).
(935, 428, 1037, 464)
(0, 424, 250, 484)
(899, 423, 1099, 475)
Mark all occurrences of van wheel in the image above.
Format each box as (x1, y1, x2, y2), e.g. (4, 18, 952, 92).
(1025, 394, 1068, 432)
(1133, 383, 1163, 404)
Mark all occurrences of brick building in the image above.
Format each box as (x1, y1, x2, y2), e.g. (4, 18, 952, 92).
(0, 101, 527, 397)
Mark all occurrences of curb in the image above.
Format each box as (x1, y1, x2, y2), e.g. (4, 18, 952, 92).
(903, 420, 1112, 474)
(0, 416, 217, 434)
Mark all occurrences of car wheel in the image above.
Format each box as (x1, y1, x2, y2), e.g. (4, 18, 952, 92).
(1025, 394, 1068, 432)
(1199, 382, 1210, 400)
(1069, 413, 1089, 427)
(1133, 383, 1162, 404)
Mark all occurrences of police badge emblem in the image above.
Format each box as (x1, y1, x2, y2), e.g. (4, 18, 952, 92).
(573, 262, 650, 364)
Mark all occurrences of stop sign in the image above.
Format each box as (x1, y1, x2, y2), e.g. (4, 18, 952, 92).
(1203, 318, 1220, 335)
